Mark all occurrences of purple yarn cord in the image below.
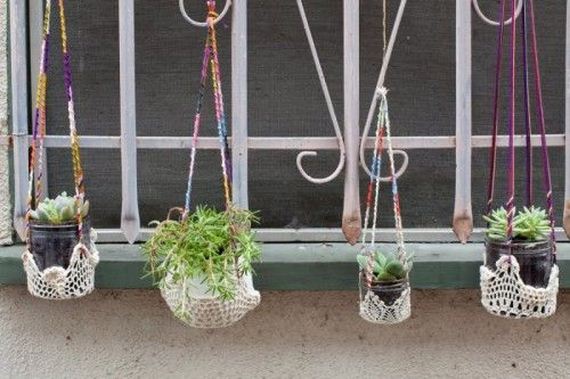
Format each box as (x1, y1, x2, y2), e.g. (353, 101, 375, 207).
(485, 0, 506, 216)
(527, 0, 557, 255)
(184, 36, 212, 216)
(63, 53, 73, 102)
(506, 0, 517, 241)
(521, 0, 533, 206)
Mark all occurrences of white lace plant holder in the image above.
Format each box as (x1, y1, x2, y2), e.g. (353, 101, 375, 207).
(22, 233, 99, 300)
(359, 285, 411, 325)
(480, 255, 559, 319)
(161, 272, 260, 329)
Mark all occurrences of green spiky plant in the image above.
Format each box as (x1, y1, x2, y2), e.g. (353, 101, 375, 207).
(484, 206, 551, 242)
(357, 250, 413, 283)
(28, 192, 89, 225)
(142, 205, 261, 301)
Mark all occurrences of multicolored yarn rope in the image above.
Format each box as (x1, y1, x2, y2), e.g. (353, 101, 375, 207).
(361, 87, 406, 264)
(27, 0, 87, 241)
(183, 1, 232, 218)
(485, 0, 556, 255)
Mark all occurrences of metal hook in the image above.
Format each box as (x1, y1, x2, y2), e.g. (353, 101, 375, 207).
(294, 0, 345, 184)
(472, 0, 522, 26)
(179, 0, 232, 28)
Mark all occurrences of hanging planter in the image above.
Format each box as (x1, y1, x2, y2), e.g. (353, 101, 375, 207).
(22, 0, 98, 300)
(143, 207, 261, 328)
(480, 207, 558, 318)
(143, 1, 260, 328)
(479, 0, 559, 318)
(358, 249, 412, 324)
(358, 88, 412, 325)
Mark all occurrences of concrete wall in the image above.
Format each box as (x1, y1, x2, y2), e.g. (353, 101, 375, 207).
(0, 0, 11, 245)
(1, 287, 569, 378)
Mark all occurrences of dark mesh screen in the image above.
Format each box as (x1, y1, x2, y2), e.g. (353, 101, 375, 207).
(44, 0, 566, 229)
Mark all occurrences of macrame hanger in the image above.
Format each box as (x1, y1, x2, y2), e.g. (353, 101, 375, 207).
(183, 1, 232, 220)
(359, 0, 409, 182)
(521, 0, 533, 207)
(361, 0, 406, 266)
(485, 0, 506, 216)
(526, 0, 557, 256)
(486, 0, 556, 257)
(27, 0, 87, 242)
(505, 0, 517, 244)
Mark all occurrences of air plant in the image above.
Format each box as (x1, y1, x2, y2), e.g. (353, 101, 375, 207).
(484, 206, 551, 242)
(28, 192, 89, 225)
(357, 250, 413, 283)
(142, 205, 261, 301)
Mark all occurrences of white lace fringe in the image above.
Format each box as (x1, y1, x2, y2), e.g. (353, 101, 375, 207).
(480, 255, 558, 319)
(161, 272, 260, 328)
(359, 286, 411, 325)
(22, 240, 99, 300)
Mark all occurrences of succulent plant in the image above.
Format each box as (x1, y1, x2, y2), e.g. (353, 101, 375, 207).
(29, 192, 89, 225)
(483, 206, 551, 242)
(357, 250, 413, 282)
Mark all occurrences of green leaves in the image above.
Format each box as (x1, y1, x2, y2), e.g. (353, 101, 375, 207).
(141, 205, 261, 301)
(28, 192, 89, 225)
(484, 206, 552, 242)
(357, 249, 412, 282)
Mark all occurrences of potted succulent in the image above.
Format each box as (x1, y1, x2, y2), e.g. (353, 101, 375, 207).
(142, 206, 261, 304)
(484, 206, 553, 288)
(357, 250, 413, 306)
(28, 192, 90, 271)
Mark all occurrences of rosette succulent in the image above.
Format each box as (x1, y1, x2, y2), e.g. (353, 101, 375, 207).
(357, 250, 413, 282)
(29, 192, 89, 225)
(484, 206, 551, 241)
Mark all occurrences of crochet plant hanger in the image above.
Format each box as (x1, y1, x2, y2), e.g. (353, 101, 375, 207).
(479, 0, 559, 319)
(159, 0, 260, 328)
(358, 0, 412, 325)
(22, 0, 99, 300)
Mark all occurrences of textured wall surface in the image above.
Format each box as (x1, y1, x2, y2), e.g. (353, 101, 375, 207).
(0, 0, 10, 245)
(1, 287, 569, 378)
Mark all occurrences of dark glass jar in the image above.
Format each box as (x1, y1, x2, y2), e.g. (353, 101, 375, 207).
(485, 237, 553, 288)
(29, 219, 91, 271)
(359, 272, 408, 306)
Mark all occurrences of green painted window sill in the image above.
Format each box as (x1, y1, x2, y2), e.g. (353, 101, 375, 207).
(1, 243, 569, 290)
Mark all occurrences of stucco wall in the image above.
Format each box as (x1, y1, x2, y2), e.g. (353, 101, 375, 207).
(0, 0, 11, 245)
(1, 287, 569, 378)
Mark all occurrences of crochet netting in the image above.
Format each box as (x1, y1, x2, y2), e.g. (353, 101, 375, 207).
(161, 273, 260, 328)
(22, 234, 99, 300)
(359, 287, 411, 325)
(480, 255, 558, 319)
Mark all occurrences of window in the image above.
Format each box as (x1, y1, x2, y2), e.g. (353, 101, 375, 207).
(6, 0, 569, 246)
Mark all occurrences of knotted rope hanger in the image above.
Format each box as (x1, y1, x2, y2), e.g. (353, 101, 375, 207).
(486, 0, 556, 254)
(361, 0, 405, 259)
(359, 0, 409, 181)
(361, 88, 405, 258)
(183, 0, 232, 218)
(27, 0, 86, 240)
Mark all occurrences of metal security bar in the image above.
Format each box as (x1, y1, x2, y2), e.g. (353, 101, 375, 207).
(7, 1, 570, 244)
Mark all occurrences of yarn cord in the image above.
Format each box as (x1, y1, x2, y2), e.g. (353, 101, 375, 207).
(183, 1, 232, 218)
(27, 0, 87, 241)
